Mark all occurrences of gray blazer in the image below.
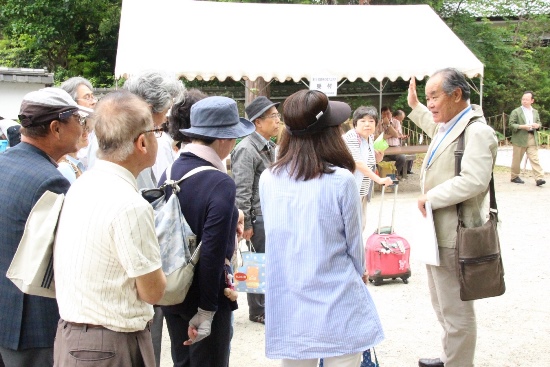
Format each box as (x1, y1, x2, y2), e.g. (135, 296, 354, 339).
(409, 104, 498, 248)
(231, 132, 274, 229)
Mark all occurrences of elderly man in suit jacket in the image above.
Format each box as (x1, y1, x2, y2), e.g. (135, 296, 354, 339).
(0, 88, 90, 366)
(509, 91, 546, 186)
(407, 68, 498, 367)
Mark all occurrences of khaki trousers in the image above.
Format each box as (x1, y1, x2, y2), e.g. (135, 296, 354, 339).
(511, 134, 545, 180)
(426, 248, 476, 367)
(53, 319, 155, 367)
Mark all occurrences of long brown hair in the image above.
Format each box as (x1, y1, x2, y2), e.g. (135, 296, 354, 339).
(272, 90, 355, 181)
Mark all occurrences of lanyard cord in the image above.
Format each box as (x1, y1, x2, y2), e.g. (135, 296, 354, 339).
(426, 106, 472, 167)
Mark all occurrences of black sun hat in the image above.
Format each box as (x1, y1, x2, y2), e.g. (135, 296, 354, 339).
(245, 96, 280, 122)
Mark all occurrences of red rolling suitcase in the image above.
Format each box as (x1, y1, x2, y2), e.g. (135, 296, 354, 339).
(366, 182, 411, 286)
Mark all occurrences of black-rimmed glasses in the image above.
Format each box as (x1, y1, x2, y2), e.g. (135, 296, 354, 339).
(59, 110, 86, 126)
(134, 127, 163, 141)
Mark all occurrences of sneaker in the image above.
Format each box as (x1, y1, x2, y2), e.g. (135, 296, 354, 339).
(407, 170, 414, 175)
(536, 179, 546, 186)
(249, 314, 265, 324)
(511, 177, 525, 184)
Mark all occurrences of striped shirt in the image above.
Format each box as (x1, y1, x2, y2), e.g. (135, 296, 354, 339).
(54, 160, 161, 332)
(343, 129, 376, 196)
(260, 166, 384, 359)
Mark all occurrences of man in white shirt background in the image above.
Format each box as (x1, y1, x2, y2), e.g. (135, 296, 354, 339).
(378, 106, 408, 178)
(509, 91, 545, 186)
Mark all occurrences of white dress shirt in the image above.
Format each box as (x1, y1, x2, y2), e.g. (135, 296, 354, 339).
(54, 160, 161, 332)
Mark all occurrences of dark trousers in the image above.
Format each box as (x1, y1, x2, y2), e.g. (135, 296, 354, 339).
(151, 306, 163, 367)
(383, 153, 406, 176)
(247, 215, 265, 317)
(164, 309, 232, 367)
(0, 346, 53, 367)
(53, 319, 155, 367)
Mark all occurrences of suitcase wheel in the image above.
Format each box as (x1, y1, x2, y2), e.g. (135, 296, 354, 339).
(401, 276, 409, 284)
(373, 277, 383, 286)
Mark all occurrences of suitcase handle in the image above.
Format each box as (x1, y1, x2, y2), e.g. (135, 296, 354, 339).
(377, 180, 399, 234)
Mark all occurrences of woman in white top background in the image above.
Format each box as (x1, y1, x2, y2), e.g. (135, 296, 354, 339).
(260, 90, 384, 367)
(343, 106, 393, 235)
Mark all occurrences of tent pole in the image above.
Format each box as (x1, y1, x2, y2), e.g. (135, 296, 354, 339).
(337, 79, 348, 89)
(379, 80, 383, 113)
(479, 75, 483, 108)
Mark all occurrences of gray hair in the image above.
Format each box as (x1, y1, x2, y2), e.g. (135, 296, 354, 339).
(123, 71, 186, 113)
(94, 90, 152, 162)
(60, 77, 94, 101)
(432, 68, 470, 101)
(352, 106, 378, 127)
(393, 109, 405, 118)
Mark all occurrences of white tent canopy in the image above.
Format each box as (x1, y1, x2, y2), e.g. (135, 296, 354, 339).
(115, 1, 484, 83)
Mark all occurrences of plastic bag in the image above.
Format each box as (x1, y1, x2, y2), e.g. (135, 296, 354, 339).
(373, 133, 389, 151)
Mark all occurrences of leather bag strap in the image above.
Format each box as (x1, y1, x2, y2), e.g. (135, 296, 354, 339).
(455, 122, 498, 222)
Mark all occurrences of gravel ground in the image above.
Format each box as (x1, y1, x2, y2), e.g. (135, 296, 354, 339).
(160, 148, 550, 367)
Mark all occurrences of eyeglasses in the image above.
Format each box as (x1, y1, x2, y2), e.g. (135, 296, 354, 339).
(59, 110, 87, 126)
(135, 127, 163, 141)
(262, 113, 281, 120)
(76, 94, 97, 102)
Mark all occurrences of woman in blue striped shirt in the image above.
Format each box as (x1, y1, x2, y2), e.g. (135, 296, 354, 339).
(259, 90, 384, 367)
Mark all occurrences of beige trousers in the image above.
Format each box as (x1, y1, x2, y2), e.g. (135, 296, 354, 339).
(511, 133, 545, 180)
(426, 248, 476, 367)
(54, 319, 155, 367)
(282, 352, 361, 367)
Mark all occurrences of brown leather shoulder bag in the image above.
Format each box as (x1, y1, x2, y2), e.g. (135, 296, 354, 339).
(454, 123, 505, 301)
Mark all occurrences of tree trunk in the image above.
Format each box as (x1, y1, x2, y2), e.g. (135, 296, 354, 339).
(245, 77, 270, 108)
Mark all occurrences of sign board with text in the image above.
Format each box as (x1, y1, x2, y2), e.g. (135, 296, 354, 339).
(309, 76, 338, 96)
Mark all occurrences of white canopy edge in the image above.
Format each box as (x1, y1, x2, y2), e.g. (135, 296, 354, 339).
(115, 1, 484, 82)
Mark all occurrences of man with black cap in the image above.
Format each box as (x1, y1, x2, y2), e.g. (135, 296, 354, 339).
(0, 88, 90, 366)
(231, 96, 280, 324)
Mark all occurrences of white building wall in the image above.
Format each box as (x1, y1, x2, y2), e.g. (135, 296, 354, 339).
(0, 83, 46, 120)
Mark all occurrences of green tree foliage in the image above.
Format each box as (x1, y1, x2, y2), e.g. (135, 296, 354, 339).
(443, 0, 550, 125)
(0, 0, 121, 86)
(392, 0, 549, 127)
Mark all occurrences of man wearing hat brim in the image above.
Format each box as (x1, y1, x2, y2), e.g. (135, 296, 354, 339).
(230, 95, 281, 325)
(159, 96, 254, 367)
(0, 87, 90, 366)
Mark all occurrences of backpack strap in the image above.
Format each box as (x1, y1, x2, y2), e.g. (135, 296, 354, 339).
(162, 165, 219, 194)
